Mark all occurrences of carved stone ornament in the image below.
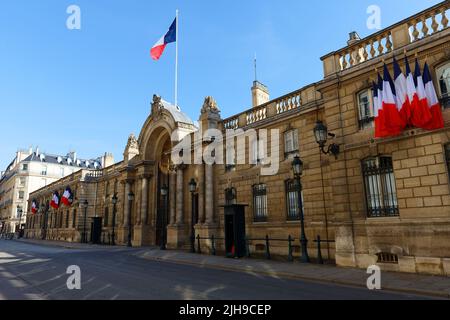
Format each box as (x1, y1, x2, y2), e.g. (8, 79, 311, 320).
(151, 94, 164, 118)
(126, 133, 139, 151)
(201, 96, 220, 115)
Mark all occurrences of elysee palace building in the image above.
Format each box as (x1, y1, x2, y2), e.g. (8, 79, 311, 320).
(25, 2, 450, 276)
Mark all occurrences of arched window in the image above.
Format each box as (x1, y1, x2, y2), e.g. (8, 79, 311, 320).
(357, 89, 375, 129)
(436, 62, 450, 108)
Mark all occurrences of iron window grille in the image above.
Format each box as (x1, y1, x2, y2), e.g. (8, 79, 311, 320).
(285, 179, 302, 221)
(362, 156, 399, 218)
(253, 184, 268, 222)
(357, 90, 375, 130)
(377, 252, 398, 264)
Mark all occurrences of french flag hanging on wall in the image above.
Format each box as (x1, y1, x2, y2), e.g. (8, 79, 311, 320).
(50, 192, 60, 209)
(151, 17, 177, 60)
(31, 200, 38, 214)
(422, 62, 444, 130)
(61, 187, 73, 207)
(393, 56, 410, 127)
(381, 64, 404, 136)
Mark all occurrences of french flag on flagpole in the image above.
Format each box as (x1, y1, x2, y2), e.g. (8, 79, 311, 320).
(50, 192, 60, 209)
(151, 17, 177, 60)
(31, 200, 38, 214)
(374, 74, 389, 138)
(409, 58, 432, 128)
(381, 64, 403, 136)
(61, 187, 73, 207)
(393, 56, 410, 128)
(422, 62, 444, 130)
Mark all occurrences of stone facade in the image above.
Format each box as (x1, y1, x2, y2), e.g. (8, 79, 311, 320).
(25, 2, 450, 276)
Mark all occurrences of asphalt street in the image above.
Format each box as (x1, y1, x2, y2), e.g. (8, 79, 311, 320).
(0, 240, 435, 300)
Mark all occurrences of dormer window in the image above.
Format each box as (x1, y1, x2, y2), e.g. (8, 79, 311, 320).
(57, 156, 63, 164)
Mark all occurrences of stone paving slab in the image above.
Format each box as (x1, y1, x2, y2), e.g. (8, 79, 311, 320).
(14, 238, 450, 299)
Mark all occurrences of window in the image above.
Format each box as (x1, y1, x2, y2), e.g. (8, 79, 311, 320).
(41, 166, 47, 176)
(72, 209, 77, 228)
(65, 211, 69, 228)
(19, 177, 26, 186)
(285, 179, 304, 221)
(250, 137, 266, 165)
(18, 191, 25, 200)
(22, 164, 28, 171)
(284, 129, 299, 157)
(253, 184, 268, 222)
(437, 62, 450, 108)
(377, 252, 398, 264)
(362, 157, 399, 218)
(357, 90, 375, 129)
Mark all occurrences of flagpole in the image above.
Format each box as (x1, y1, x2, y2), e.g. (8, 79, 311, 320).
(175, 9, 179, 108)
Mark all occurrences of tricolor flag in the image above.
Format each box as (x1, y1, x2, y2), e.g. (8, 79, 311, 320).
(50, 191, 60, 209)
(381, 64, 403, 136)
(422, 62, 444, 130)
(393, 56, 410, 127)
(151, 17, 177, 60)
(409, 58, 432, 128)
(374, 74, 388, 138)
(61, 187, 73, 207)
(31, 200, 38, 214)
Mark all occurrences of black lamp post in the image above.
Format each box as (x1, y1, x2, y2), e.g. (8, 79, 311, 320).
(80, 200, 88, 243)
(160, 184, 168, 250)
(292, 156, 310, 263)
(111, 194, 118, 246)
(189, 178, 197, 253)
(16, 206, 23, 238)
(127, 192, 134, 248)
(314, 120, 340, 159)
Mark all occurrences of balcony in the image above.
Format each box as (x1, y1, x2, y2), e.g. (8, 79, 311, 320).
(321, 1, 449, 76)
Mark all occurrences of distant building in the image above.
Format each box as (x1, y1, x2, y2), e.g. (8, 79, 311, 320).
(0, 147, 114, 233)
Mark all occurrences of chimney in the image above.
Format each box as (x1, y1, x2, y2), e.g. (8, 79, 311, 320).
(102, 153, 115, 168)
(251, 81, 270, 108)
(347, 31, 361, 46)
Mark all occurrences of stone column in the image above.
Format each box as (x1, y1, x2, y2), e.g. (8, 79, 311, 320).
(198, 163, 205, 224)
(140, 176, 149, 225)
(169, 168, 176, 225)
(176, 166, 184, 225)
(205, 164, 214, 225)
(123, 181, 130, 227)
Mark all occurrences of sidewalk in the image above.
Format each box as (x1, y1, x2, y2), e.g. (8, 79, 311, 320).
(13, 238, 450, 299)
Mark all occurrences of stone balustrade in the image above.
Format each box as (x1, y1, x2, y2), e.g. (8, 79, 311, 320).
(222, 85, 319, 130)
(321, 1, 449, 76)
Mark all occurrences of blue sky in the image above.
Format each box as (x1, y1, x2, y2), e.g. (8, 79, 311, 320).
(0, 0, 441, 170)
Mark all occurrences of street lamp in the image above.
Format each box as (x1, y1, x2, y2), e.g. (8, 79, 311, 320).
(16, 206, 23, 238)
(189, 178, 197, 253)
(80, 200, 88, 243)
(111, 194, 118, 246)
(314, 120, 340, 159)
(291, 156, 310, 263)
(127, 192, 134, 248)
(160, 184, 168, 250)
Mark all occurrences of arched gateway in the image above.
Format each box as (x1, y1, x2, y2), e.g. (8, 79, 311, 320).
(125, 95, 198, 247)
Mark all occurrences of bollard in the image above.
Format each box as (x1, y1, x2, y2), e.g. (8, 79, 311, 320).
(211, 235, 216, 256)
(288, 235, 294, 262)
(265, 235, 271, 260)
(197, 234, 202, 254)
(317, 235, 324, 265)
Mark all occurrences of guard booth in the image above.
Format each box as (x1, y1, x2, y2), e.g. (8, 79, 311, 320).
(222, 204, 247, 258)
(90, 217, 103, 244)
